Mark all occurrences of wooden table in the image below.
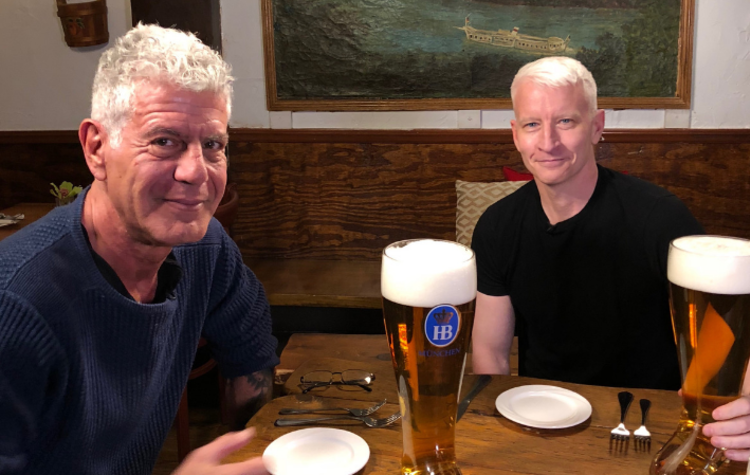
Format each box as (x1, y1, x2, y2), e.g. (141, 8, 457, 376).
(0, 202, 54, 241)
(276, 333, 519, 384)
(227, 334, 694, 474)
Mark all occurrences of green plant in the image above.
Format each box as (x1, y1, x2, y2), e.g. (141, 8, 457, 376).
(50, 181, 83, 205)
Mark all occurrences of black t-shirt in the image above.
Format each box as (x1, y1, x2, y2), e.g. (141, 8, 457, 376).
(472, 165, 704, 389)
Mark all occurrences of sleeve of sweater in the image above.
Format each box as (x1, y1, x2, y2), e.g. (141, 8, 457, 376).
(0, 291, 67, 473)
(201, 232, 279, 379)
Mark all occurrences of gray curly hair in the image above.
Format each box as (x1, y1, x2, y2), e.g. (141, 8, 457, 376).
(510, 56, 597, 115)
(91, 23, 234, 147)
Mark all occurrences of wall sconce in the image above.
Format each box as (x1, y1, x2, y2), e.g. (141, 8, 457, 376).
(56, 0, 109, 47)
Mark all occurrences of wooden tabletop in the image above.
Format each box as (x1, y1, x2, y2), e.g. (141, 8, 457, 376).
(0, 202, 54, 241)
(276, 333, 519, 384)
(227, 335, 691, 474)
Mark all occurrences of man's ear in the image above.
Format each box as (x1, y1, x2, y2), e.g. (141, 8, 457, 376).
(79, 119, 108, 181)
(590, 109, 605, 145)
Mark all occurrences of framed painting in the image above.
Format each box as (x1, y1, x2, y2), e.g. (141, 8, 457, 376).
(261, 0, 695, 111)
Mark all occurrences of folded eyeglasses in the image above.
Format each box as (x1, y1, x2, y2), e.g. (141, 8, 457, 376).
(299, 369, 376, 394)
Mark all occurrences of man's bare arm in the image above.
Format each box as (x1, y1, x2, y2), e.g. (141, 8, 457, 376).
(472, 292, 515, 375)
(225, 367, 274, 430)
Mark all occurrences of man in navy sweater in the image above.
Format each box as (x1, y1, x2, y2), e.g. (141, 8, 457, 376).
(0, 24, 276, 474)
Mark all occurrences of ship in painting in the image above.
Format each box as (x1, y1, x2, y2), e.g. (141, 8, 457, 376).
(456, 16, 570, 54)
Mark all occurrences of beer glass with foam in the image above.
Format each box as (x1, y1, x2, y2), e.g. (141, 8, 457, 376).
(651, 236, 750, 475)
(381, 239, 476, 475)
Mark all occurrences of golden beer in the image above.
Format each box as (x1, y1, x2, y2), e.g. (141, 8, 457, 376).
(652, 236, 750, 475)
(382, 239, 476, 475)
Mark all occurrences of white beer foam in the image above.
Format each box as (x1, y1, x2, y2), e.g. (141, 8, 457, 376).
(382, 239, 477, 308)
(668, 235, 750, 295)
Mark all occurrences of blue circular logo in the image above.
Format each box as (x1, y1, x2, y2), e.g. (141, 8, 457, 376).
(425, 305, 461, 347)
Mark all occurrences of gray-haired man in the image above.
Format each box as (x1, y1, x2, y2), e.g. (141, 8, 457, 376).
(0, 24, 274, 474)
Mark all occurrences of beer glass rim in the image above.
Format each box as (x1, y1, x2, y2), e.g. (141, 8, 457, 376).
(670, 235, 750, 255)
(382, 239, 475, 263)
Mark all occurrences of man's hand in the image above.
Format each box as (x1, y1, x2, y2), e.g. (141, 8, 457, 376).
(703, 396, 750, 461)
(172, 428, 268, 475)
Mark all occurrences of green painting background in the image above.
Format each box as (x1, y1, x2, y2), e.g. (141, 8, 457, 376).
(271, 0, 681, 100)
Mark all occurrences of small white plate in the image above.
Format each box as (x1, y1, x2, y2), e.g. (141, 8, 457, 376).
(263, 428, 370, 475)
(495, 385, 592, 429)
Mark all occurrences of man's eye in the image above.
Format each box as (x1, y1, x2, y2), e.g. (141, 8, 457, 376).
(524, 122, 538, 129)
(203, 140, 225, 150)
(153, 138, 177, 147)
(203, 142, 227, 163)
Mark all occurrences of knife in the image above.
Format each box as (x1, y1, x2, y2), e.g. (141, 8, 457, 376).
(457, 375, 492, 422)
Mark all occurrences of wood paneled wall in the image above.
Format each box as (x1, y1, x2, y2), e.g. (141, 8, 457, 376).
(0, 132, 89, 209)
(228, 129, 750, 260)
(2, 129, 749, 261)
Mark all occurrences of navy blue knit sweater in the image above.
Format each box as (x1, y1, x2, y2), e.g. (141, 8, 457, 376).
(0, 193, 278, 474)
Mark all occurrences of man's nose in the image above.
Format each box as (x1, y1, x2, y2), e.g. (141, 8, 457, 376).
(539, 124, 560, 152)
(173, 143, 209, 184)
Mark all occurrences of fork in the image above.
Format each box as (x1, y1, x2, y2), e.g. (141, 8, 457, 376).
(611, 391, 634, 441)
(278, 399, 386, 417)
(274, 411, 402, 428)
(634, 398, 651, 445)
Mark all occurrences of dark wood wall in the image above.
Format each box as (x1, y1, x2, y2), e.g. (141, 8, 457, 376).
(1, 129, 749, 261)
(0, 132, 88, 209)
(228, 129, 750, 260)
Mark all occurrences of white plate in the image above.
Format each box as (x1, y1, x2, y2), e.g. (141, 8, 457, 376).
(495, 385, 592, 429)
(263, 428, 370, 475)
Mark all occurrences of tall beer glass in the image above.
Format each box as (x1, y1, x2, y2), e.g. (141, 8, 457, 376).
(652, 236, 750, 475)
(381, 239, 476, 475)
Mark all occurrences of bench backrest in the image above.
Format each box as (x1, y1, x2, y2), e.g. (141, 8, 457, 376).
(228, 130, 750, 260)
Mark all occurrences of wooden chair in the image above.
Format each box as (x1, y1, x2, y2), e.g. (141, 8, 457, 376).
(175, 338, 227, 462)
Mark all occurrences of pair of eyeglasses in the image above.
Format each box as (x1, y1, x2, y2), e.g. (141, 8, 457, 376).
(299, 369, 375, 394)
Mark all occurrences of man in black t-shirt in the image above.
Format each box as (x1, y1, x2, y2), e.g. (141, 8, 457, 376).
(473, 164, 702, 389)
(471, 56, 750, 461)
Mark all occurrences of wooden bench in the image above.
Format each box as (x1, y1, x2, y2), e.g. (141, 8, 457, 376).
(230, 129, 750, 310)
(4, 129, 750, 312)
(245, 258, 380, 308)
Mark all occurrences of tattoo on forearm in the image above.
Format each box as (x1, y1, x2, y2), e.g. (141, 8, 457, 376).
(228, 368, 273, 430)
(244, 370, 272, 396)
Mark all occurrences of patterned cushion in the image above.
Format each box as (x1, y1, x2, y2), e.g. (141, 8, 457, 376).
(455, 180, 528, 247)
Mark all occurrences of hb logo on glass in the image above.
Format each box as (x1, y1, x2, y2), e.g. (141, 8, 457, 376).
(425, 305, 461, 347)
